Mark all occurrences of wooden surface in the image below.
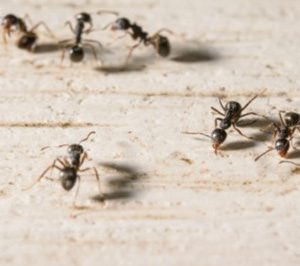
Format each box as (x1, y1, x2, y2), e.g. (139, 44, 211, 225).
(0, 0, 300, 265)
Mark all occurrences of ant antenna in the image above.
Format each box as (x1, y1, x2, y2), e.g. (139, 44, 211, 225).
(181, 131, 211, 139)
(40, 143, 69, 152)
(79, 131, 96, 143)
(102, 21, 114, 30)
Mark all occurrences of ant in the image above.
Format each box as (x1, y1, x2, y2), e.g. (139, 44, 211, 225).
(104, 17, 173, 63)
(1, 13, 54, 51)
(60, 11, 117, 64)
(255, 111, 300, 161)
(24, 131, 103, 207)
(183, 95, 258, 154)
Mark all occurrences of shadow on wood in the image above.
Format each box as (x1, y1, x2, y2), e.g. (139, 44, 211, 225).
(222, 140, 256, 151)
(170, 41, 220, 63)
(34, 42, 60, 54)
(91, 162, 148, 202)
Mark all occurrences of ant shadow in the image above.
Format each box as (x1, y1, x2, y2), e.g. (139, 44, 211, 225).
(94, 47, 155, 73)
(91, 162, 147, 202)
(222, 140, 256, 151)
(95, 63, 146, 74)
(34, 42, 60, 54)
(287, 149, 300, 159)
(170, 41, 220, 63)
(237, 117, 272, 129)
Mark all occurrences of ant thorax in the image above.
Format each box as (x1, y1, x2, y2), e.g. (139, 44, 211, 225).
(278, 127, 289, 139)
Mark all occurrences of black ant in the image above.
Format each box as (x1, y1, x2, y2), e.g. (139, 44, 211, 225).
(1, 13, 54, 51)
(60, 11, 117, 64)
(255, 111, 300, 161)
(24, 131, 103, 206)
(183, 95, 258, 154)
(104, 17, 173, 63)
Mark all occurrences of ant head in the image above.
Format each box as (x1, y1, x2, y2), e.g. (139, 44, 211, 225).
(284, 112, 300, 127)
(275, 138, 289, 157)
(111, 17, 131, 30)
(69, 45, 84, 62)
(225, 101, 242, 114)
(211, 128, 227, 151)
(76, 12, 92, 24)
(68, 144, 84, 156)
(60, 167, 77, 191)
(1, 14, 18, 28)
(17, 32, 37, 50)
(219, 119, 231, 130)
(155, 35, 171, 57)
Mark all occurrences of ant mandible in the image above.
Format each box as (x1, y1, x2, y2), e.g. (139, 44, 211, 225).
(255, 111, 300, 161)
(104, 17, 173, 64)
(24, 131, 103, 206)
(1, 13, 54, 51)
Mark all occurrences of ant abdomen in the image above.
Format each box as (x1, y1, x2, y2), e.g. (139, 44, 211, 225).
(69, 45, 84, 62)
(275, 138, 290, 157)
(17, 33, 37, 50)
(211, 128, 227, 151)
(60, 167, 77, 191)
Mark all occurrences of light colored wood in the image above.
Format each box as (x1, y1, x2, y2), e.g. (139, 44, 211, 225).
(0, 0, 300, 265)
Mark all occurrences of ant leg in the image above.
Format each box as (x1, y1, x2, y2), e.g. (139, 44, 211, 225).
(79, 152, 88, 168)
(279, 160, 300, 167)
(107, 32, 129, 46)
(240, 112, 258, 118)
(241, 95, 258, 112)
(79, 167, 104, 201)
(23, 158, 65, 190)
(152, 28, 174, 37)
(72, 175, 81, 207)
(232, 123, 253, 140)
(214, 118, 222, 128)
(59, 44, 73, 65)
(30, 21, 55, 38)
(254, 147, 274, 161)
(92, 167, 103, 200)
(84, 43, 102, 66)
(64, 21, 76, 34)
(2, 30, 7, 46)
(279, 110, 286, 126)
(84, 39, 103, 50)
(59, 39, 73, 45)
(218, 98, 225, 111)
(47, 157, 68, 180)
(237, 119, 257, 127)
(23, 14, 33, 27)
(237, 112, 259, 126)
(125, 41, 142, 64)
(211, 106, 224, 116)
(290, 138, 298, 150)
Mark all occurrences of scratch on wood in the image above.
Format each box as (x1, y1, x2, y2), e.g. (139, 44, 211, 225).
(0, 122, 111, 128)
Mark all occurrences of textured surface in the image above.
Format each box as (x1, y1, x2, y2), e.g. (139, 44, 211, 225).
(1, 0, 300, 265)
